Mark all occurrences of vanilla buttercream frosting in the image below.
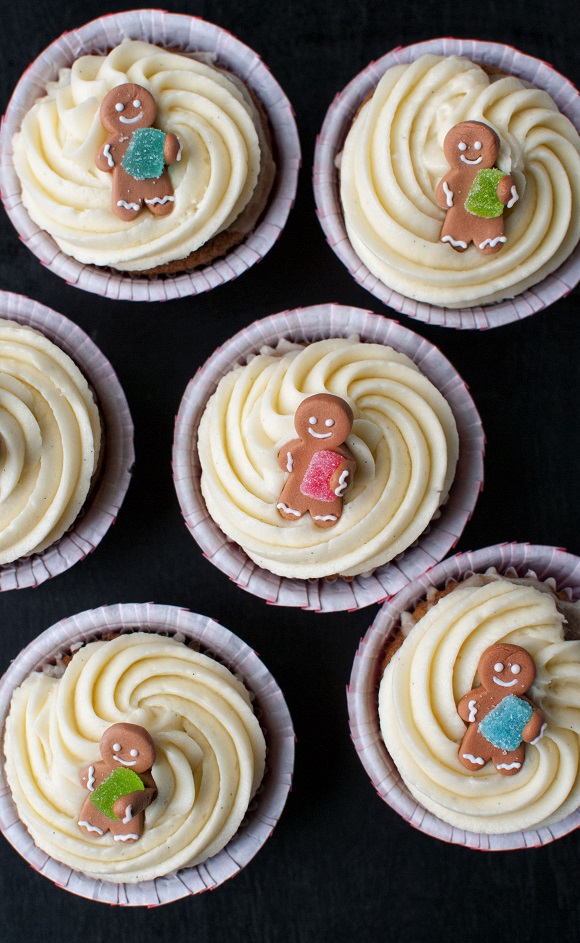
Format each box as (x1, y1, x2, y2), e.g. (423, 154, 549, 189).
(0, 319, 101, 565)
(379, 578, 580, 833)
(198, 337, 459, 579)
(3, 632, 266, 883)
(12, 40, 274, 272)
(340, 54, 580, 307)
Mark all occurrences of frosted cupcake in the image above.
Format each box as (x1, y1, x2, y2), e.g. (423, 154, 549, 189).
(1, 11, 300, 301)
(348, 544, 580, 849)
(315, 40, 580, 328)
(173, 305, 484, 612)
(0, 291, 133, 592)
(0, 604, 294, 904)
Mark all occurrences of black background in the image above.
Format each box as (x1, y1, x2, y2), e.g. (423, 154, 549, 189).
(0, 1, 579, 941)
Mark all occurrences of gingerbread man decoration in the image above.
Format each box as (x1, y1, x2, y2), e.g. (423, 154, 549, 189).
(78, 723, 157, 842)
(96, 83, 181, 221)
(457, 643, 546, 776)
(435, 121, 519, 255)
(277, 393, 356, 528)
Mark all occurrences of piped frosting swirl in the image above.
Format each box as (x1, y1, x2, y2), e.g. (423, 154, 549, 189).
(12, 40, 272, 271)
(379, 579, 580, 833)
(0, 319, 101, 565)
(198, 337, 459, 579)
(3, 632, 266, 883)
(340, 54, 580, 307)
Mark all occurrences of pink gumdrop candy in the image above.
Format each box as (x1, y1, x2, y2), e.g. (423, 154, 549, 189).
(300, 451, 343, 502)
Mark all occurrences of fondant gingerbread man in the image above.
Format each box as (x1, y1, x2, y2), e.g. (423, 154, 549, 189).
(78, 723, 157, 842)
(277, 393, 356, 528)
(96, 83, 181, 221)
(435, 120, 519, 255)
(457, 643, 546, 776)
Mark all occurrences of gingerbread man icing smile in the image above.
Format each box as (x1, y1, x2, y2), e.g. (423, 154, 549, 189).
(435, 121, 519, 254)
(96, 83, 181, 221)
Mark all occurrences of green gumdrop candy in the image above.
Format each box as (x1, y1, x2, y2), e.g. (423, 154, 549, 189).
(90, 767, 144, 820)
(122, 127, 166, 181)
(465, 168, 506, 219)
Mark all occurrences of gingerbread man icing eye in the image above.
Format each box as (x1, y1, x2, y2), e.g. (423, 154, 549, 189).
(113, 742, 122, 751)
(325, 419, 334, 427)
(133, 99, 141, 108)
(494, 662, 503, 672)
(130, 749, 139, 757)
(474, 141, 482, 150)
(458, 142, 467, 151)
(309, 416, 317, 425)
(511, 664, 521, 674)
(115, 103, 124, 113)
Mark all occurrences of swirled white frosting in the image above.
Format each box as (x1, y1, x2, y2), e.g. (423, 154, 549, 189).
(3, 632, 266, 883)
(0, 319, 101, 565)
(379, 579, 580, 833)
(340, 55, 580, 307)
(198, 338, 459, 579)
(12, 40, 273, 271)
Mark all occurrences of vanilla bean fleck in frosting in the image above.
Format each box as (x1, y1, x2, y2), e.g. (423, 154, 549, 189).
(12, 41, 273, 272)
(0, 319, 101, 565)
(198, 337, 459, 579)
(379, 578, 580, 833)
(3, 632, 266, 883)
(339, 54, 580, 307)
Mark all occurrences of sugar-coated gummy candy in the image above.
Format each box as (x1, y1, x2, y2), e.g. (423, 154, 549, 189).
(465, 168, 506, 219)
(479, 695, 533, 751)
(122, 128, 167, 180)
(90, 767, 144, 820)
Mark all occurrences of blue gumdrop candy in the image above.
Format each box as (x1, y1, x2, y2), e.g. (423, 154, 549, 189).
(122, 128, 166, 181)
(478, 695, 533, 751)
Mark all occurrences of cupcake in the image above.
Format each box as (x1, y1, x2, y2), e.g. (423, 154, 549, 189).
(0, 604, 294, 904)
(0, 291, 133, 592)
(173, 304, 484, 612)
(348, 544, 580, 849)
(314, 39, 580, 328)
(0, 10, 300, 301)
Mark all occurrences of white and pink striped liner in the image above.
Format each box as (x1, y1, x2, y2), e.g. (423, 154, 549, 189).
(173, 304, 485, 612)
(348, 542, 580, 850)
(0, 291, 134, 591)
(313, 38, 580, 329)
(0, 603, 294, 905)
(0, 9, 300, 302)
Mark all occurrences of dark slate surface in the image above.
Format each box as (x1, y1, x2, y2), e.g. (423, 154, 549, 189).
(0, 1, 578, 941)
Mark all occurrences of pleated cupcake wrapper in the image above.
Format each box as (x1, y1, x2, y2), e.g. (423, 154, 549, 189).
(0, 291, 134, 591)
(348, 542, 580, 849)
(172, 303, 485, 612)
(0, 9, 300, 302)
(0, 603, 294, 906)
(313, 38, 580, 329)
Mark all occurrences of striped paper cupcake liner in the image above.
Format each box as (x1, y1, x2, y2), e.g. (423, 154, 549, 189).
(0, 291, 134, 591)
(313, 38, 580, 329)
(173, 303, 485, 612)
(0, 603, 294, 905)
(348, 542, 580, 849)
(0, 9, 301, 302)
